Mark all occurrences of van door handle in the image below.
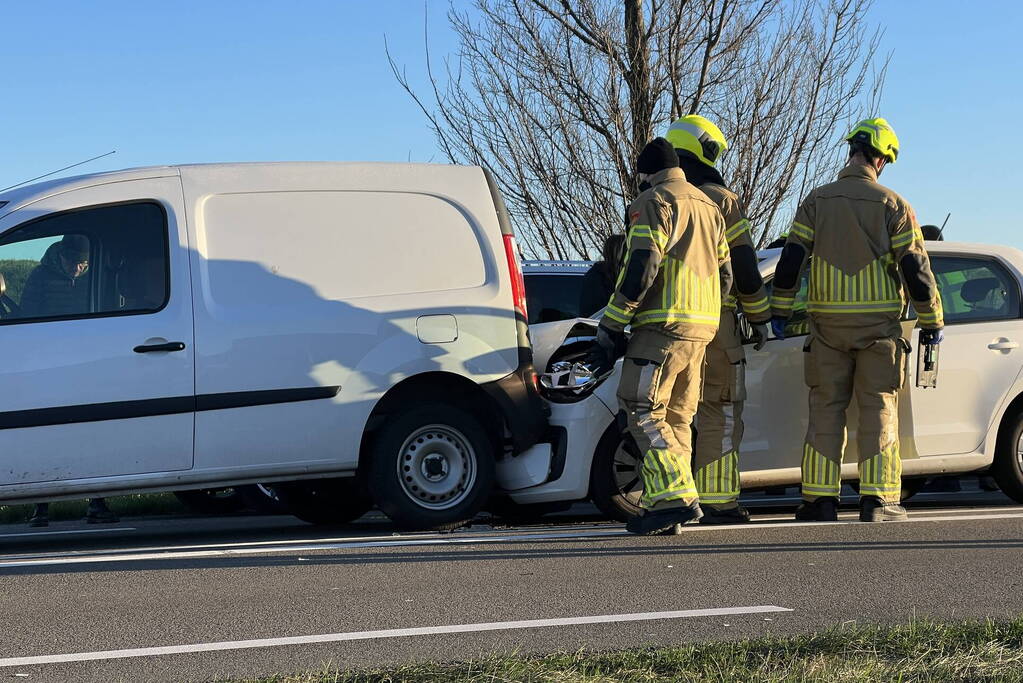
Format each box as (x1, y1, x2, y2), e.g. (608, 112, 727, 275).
(134, 341, 186, 353)
(988, 340, 1019, 351)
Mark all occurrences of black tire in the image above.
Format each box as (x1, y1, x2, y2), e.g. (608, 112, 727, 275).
(274, 478, 373, 525)
(848, 477, 927, 503)
(235, 484, 289, 515)
(589, 425, 643, 523)
(367, 404, 495, 531)
(993, 408, 1023, 503)
(173, 488, 246, 515)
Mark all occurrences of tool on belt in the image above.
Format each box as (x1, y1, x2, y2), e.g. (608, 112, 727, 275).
(916, 335, 940, 388)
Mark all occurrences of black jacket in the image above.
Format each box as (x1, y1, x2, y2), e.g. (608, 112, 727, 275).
(20, 244, 90, 318)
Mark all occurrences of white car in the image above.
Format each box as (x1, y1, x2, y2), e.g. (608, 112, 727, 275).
(0, 162, 550, 531)
(504, 242, 1023, 520)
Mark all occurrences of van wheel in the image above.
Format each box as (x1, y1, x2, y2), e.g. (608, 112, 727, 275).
(368, 405, 495, 531)
(274, 478, 373, 525)
(589, 425, 643, 523)
(993, 409, 1023, 503)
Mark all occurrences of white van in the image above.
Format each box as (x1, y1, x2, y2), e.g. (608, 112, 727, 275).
(0, 162, 549, 530)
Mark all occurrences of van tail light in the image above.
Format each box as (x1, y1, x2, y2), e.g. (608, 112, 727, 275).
(503, 234, 528, 321)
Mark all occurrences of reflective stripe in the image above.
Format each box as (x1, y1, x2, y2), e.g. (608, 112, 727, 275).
(717, 238, 730, 261)
(808, 301, 903, 314)
(890, 227, 924, 250)
(641, 448, 698, 508)
(630, 225, 669, 251)
(859, 444, 902, 503)
(603, 304, 632, 325)
(633, 311, 720, 326)
(696, 450, 740, 505)
(790, 221, 814, 242)
(808, 254, 903, 315)
(742, 295, 770, 315)
(723, 297, 738, 310)
(771, 295, 795, 312)
(801, 443, 840, 498)
(917, 310, 943, 325)
(725, 219, 751, 244)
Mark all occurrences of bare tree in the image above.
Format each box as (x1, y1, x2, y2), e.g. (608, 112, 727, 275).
(389, 0, 884, 257)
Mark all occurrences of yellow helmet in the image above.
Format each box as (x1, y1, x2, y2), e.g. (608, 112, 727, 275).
(665, 115, 729, 167)
(845, 117, 899, 163)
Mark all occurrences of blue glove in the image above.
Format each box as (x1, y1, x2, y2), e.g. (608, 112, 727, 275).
(771, 316, 787, 340)
(920, 328, 944, 345)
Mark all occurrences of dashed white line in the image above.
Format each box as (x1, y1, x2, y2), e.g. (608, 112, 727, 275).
(0, 605, 793, 667)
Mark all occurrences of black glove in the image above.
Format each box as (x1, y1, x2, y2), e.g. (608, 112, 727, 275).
(586, 324, 628, 375)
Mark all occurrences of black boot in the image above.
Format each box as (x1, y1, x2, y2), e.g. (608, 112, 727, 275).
(859, 496, 907, 522)
(28, 503, 49, 528)
(626, 504, 703, 535)
(699, 504, 751, 525)
(86, 498, 119, 524)
(794, 497, 839, 522)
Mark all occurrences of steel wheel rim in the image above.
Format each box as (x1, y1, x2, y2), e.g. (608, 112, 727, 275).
(612, 440, 644, 506)
(1016, 430, 1023, 470)
(397, 424, 477, 511)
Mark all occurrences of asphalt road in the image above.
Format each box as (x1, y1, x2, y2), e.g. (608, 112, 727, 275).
(1, 484, 1021, 682)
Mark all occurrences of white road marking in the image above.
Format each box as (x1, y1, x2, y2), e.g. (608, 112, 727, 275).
(0, 605, 793, 667)
(0, 528, 136, 539)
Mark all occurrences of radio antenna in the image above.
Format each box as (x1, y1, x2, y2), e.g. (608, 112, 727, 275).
(937, 212, 951, 239)
(0, 150, 117, 194)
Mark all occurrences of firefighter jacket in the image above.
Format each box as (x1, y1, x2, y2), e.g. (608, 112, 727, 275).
(602, 167, 732, 343)
(770, 163, 943, 340)
(699, 183, 770, 323)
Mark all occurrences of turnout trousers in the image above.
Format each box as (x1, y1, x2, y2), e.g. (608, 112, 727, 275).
(693, 309, 745, 510)
(617, 328, 708, 510)
(801, 325, 910, 504)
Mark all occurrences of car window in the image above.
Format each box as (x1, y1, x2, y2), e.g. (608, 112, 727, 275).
(929, 255, 1021, 325)
(0, 202, 169, 324)
(524, 273, 589, 324)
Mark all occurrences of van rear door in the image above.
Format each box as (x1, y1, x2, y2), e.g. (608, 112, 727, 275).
(0, 177, 195, 488)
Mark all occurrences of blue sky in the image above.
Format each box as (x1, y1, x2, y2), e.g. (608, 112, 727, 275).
(2, 1, 1020, 247)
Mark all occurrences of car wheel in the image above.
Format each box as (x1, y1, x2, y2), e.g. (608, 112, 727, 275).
(235, 484, 289, 515)
(173, 488, 247, 515)
(589, 425, 643, 523)
(274, 478, 373, 525)
(993, 409, 1023, 503)
(367, 404, 495, 531)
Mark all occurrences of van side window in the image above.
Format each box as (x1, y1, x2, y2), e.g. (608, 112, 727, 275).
(0, 202, 168, 324)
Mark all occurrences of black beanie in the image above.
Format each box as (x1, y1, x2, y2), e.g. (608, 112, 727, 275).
(637, 137, 679, 175)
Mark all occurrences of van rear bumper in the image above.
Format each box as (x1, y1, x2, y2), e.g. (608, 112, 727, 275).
(482, 362, 550, 454)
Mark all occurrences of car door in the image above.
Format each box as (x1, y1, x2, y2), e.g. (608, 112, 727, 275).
(0, 177, 195, 487)
(742, 271, 812, 471)
(903, 254, 1023, 457)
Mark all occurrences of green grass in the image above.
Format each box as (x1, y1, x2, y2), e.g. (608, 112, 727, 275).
(0, 492, 186, 524)
(235, 617, 1023, 682)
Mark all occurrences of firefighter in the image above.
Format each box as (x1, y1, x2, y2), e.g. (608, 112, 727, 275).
(666, 115, 770, 524)
(588, 137, 732, 535)
(770, 118, 944, 522)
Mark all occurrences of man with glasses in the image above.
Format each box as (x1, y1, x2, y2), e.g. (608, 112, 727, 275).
(20, 234, 91, 318)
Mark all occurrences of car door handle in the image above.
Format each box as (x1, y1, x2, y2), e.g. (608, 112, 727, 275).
(988, 341, 1019, 351)
(134, 341, 186, 353)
